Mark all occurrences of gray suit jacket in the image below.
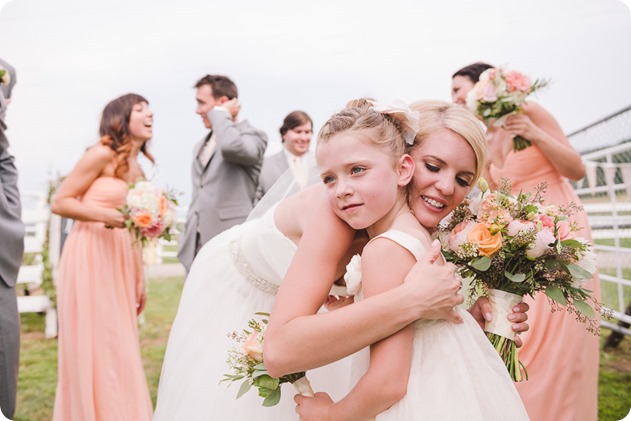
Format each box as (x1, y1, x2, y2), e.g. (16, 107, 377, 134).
(255, 150, 289, 202)
(0, 62, 23, 417)
(177, 109, 267, 272)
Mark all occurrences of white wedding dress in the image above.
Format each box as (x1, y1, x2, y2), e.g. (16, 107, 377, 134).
(154, 203, 352, 420)
(348, 230, 529, 421)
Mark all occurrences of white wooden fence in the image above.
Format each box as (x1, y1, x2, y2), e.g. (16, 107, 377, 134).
(576, 142, 631, 336)
(17, 192, 58, 339)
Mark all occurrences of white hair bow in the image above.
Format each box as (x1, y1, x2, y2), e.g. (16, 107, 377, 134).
(368, 99, 420, 145)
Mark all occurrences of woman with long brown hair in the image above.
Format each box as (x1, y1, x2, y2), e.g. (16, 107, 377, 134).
(51, 93, 154, 420)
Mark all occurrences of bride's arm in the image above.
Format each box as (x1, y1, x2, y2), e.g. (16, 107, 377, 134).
(264, 202, 463, 377)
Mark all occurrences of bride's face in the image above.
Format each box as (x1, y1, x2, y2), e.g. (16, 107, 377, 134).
(408, 129, 476, 229)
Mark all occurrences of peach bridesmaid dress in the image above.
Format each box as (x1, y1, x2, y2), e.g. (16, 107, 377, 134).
(53, 177, 152, 421)
(490, 144, 601, 421)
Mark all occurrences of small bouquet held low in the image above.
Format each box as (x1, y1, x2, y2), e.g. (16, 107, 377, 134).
(466, 67, 549, 151)
(120, 180, 178, 245)
(439, 178, 602, 381)
(223, 312, 314, 406)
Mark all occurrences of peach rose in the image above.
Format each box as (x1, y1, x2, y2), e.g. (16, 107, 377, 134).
(242, 332, 264, 362)
(159, 195, 168, 217)
(132, 212, 154, 228)
(555, 220, 573, 241)
(539, 215, 555, 230)
(467, 223, 503, 257)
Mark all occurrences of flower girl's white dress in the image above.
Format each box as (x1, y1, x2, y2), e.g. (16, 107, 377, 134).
(153, 203, 352, 420)
(347, 230, 529, 421)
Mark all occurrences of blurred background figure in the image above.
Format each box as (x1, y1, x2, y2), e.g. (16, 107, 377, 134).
(177, 75, 267, 274)
(256, 110, 314, 201)
(0, 56, 24, 421)
(51, 93, 154, 421)
(452, 62, 601, 421)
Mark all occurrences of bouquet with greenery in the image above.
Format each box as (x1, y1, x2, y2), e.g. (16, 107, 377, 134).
(466, 67, 549, 151)
(119, 180, 178, 245)
(222, 312, 314, 406)
(438, 178, 602, 381)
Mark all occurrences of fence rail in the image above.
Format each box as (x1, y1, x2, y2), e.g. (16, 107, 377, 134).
(569, 105, 631, 337)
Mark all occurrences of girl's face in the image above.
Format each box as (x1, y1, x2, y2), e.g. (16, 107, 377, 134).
(283, 122, 313, 156)
(317, 131, 411, 235)
(129, 101, 154, 142)
(409, 128, 476, 228)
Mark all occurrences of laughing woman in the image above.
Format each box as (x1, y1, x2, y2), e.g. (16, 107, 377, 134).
(51, 94, 154, 421)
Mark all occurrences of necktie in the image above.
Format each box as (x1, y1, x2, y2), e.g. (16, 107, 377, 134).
(292, 156, 307, 188)
(198, 132, 216, 167)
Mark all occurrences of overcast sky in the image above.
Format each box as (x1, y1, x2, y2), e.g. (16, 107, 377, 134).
(1, 0, 630, 204)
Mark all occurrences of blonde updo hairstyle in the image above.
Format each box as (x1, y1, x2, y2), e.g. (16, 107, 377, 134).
(316, 98, 408, 163)
(408, 100, 487, 184)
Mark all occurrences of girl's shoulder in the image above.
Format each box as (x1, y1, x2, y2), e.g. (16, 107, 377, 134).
(367, 212, 432, 261)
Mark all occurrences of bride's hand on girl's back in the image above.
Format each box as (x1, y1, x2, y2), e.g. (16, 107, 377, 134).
(402, 240, 464, 324)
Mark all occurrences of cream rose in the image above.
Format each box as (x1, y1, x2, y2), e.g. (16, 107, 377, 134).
(242, 332, 264, 362)
(526, 227, 556, 259)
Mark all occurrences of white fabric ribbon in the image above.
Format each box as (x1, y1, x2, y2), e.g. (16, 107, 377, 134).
(484, 289, 523, 340)
(292, 376, 314, 397)
(368, 99, 420, 145)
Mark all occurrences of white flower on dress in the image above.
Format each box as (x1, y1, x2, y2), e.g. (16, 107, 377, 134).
(344, 254, 363, 296)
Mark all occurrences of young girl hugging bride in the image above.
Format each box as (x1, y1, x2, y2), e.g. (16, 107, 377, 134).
(295, 99, 529, 420)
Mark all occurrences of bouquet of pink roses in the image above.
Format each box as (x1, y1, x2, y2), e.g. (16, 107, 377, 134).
(466, 67, 549, 151)
(438, 178, 602, 381)
(222, 312, 314, 406)
(120, 180, 178, 245)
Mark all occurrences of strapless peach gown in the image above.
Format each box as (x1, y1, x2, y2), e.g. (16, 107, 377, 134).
(490, 145, 601, 421)
(53, 177, 152, 421)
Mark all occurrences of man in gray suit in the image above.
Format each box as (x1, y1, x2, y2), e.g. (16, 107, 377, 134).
(255, 110, 313, 201)
(177, 75, 267, 273)
(0, 57, 24, 420)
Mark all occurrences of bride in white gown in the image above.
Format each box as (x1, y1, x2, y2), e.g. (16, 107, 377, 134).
(153, 167, 463, 420)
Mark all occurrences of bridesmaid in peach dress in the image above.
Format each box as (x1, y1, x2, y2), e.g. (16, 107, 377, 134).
(51, 93, 154, 421)
(452, 63, 601, 421)
(486, 105, 601, 421)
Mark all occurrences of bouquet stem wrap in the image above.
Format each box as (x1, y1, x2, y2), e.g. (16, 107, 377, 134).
(484, 289, 528, 382)
(291, 375, 314, 397)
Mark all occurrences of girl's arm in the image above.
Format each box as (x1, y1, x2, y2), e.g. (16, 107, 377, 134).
(264, 202, 463, 377)
(51, 144, 125, 227)
(296, 239, 416, 420)
(505, 101, 585, 180)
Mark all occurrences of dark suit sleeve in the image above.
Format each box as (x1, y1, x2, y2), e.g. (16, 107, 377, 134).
(208, 109, 267, 166)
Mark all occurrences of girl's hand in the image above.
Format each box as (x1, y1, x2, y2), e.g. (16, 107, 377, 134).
(403, 240, 464, 324)
(295, 392, 334, 421)
(504, 114, 543, 145)
(101, 208, 126, 228)
(136, 281, 147, 316)
(468, 297, 529, 347)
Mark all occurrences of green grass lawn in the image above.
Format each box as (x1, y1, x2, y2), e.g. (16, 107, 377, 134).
(13, 274, 631, 421)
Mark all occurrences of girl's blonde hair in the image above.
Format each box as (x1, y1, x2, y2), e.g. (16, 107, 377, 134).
(316, 98, 407, 161)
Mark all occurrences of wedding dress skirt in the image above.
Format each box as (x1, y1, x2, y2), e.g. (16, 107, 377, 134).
(349, 230, 529, 421)
(154, 205, 352, 420)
